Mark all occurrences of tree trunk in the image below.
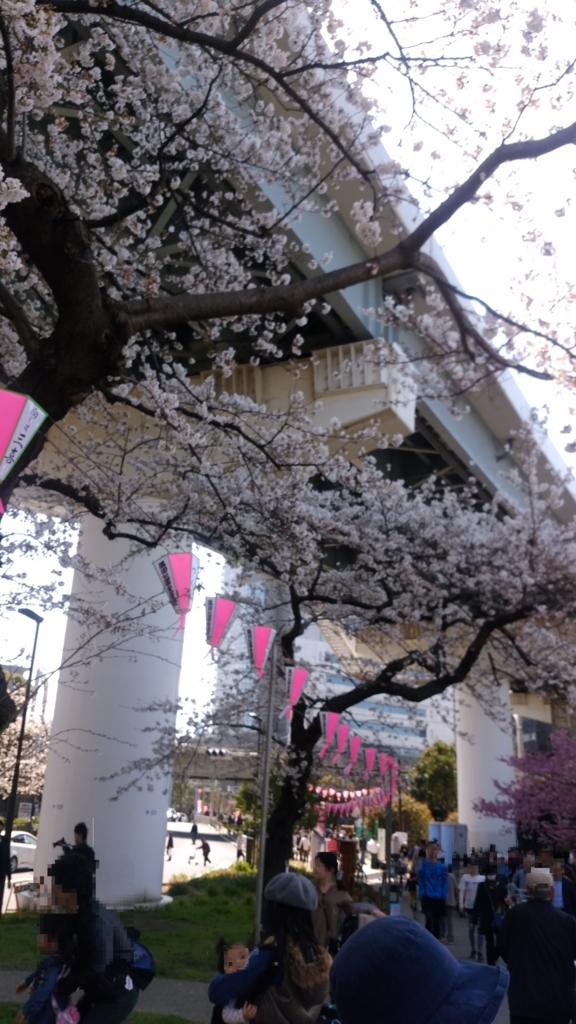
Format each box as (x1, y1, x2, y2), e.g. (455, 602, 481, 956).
(263, 702, 321, 884)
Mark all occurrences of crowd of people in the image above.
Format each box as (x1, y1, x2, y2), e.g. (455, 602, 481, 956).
(17, 824, 576, 1024)
(208, 855, 510, 1024)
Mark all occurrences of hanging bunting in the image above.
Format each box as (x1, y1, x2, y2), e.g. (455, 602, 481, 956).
(318, 712, 339, 758)
(284, 666, 309, 720)
(344, 734, 362, 776)
(331, 723, 350, 764)
(0, 389, 48, 484)
(245, 625, 276, 677)
(206, 596, 237, 648)
(378, 752, 393, 776)
(154, 551, 200, 633)
(363, 747, 375, 779)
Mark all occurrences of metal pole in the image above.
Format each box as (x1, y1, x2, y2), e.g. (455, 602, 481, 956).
(254, 644, 277, 941)
(385, 765, 393, 914)
(0, 611, 42, 914)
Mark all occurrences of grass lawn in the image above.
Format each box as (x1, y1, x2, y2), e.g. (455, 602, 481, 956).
(0, 1005, 201, 1024)
(0, 868, 256, 983)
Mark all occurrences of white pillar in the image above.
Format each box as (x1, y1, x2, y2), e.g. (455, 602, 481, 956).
(35, 515, 185, 906)
(456, 683, 516, 854)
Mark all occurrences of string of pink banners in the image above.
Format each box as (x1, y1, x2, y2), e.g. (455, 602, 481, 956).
(308, 777, 398, 817)
(154, 556, 401, 776)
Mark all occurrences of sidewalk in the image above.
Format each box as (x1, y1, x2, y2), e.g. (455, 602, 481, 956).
(0, 971, 212, 1022)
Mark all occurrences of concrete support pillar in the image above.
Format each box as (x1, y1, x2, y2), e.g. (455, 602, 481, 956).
(35, 515, 185, 906)
(456, 683, 516, 853)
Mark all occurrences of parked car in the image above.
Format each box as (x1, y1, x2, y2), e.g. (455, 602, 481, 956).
(166, 808, 188, 822)
(0, 830, 37, 872)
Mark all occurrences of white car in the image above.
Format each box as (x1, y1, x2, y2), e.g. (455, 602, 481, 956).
(0, 830, 37, 872)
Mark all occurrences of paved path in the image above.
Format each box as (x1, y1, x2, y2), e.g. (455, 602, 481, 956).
(0, 970, 212, 1022)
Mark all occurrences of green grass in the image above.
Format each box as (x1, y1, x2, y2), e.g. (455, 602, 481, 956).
(0, 868, 256, 983)
(0, 1006, 201, 1024)
(133, 869, 256, 982)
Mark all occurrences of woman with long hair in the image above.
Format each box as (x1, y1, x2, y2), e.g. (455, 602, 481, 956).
(208, 873, 330, 1024)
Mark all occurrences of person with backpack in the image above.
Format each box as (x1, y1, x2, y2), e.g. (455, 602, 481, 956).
(208, 873, 330, 1024)
(46, 852, 154, 1024)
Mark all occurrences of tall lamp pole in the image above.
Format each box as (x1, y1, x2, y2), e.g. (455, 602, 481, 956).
(254, 643, 277, 941)
(0, 608, 43, 915)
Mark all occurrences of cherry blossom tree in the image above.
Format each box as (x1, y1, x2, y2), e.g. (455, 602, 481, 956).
(0, 1, 575, 878)
(474, 729, 576, 850)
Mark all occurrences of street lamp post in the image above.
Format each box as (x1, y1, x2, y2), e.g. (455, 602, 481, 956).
(0, 608, 43, 914)
(253, 643, 277, 941)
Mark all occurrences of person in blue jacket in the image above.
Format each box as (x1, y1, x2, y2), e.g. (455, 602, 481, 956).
(417, 841, 448, 939)
(15, 914, 77, 1024)
(208, 873, 330, 1024)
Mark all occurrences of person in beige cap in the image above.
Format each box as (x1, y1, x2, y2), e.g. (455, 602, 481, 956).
(498, 867, 576, 1024)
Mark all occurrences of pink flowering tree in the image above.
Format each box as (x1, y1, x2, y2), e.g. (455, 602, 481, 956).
(475, 729, 576, 849)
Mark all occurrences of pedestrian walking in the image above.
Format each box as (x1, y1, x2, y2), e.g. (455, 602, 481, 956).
(166, 833, 174, 861)
(511, 853, 535, 894)
(472, 866, 507, 965)
(459, 861, 485, 960)
(190, 822, 199, 846)
(299, 832, 311, 863)
(330, 916, 509, 1024)
(201, 840, 211, 866)
(236, 834, 245, 862)
(551, 859, 576, 916)
(443, 868, 459, 944)
(498, 867, 576, 1024)
(417, 842, 447, 940)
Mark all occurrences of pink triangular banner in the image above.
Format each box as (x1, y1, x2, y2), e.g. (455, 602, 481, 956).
(331, 723, 349, 764)
(344, 734, 362, 775)
(206, 596, 236, 648)
(363, 747, 375, 779)
(245, 625, 276, 677)
(154, 551, 200, 632)
(285, 667, 309, 718)
(319, 712, 339, 757)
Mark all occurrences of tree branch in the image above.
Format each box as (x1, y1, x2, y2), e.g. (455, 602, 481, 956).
(229, 0, 286, 49)
(36, 0, 376, 194)
(0, 15, 16, 163)
(120, 248, 406, 330)
(402, 120, 576, 255)
(323, 607, 534, 712)
(415, 252, 553, 381)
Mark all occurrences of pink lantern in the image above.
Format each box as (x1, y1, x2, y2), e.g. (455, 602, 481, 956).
(378, 752, 393, 776)
(344, 735, 362, 775)
(331, 723, 350, 764)
(285, 666, 309, 720)
(363, 747, 375, 779)
(205, 596, 236, 648)
(245, 625, 276, 677)
(319, 712, 339, 757)
(154, 551, 200, 632)
(0, 389, 48, 485)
